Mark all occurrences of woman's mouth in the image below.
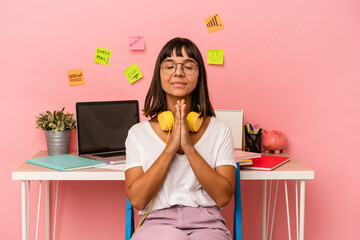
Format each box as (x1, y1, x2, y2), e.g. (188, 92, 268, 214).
(171, 82, 186, 88)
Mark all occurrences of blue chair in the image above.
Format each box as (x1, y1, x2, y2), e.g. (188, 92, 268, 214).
(125, 198, 134, 239)
(233, 162, 242, 240)
(125, 162, 242, 240)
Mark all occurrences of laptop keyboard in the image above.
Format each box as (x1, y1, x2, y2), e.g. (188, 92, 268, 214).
(94, 152, 124, 158)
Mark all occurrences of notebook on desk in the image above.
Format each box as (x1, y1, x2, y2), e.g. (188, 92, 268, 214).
(76, 100, 139, 165)
(214, 109, 244, 149)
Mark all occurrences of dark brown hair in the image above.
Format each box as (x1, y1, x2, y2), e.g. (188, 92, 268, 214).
(143, 37, 215, 118)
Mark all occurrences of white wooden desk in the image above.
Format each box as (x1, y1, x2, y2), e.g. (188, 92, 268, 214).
(240, 155, 315, 240)
(12, 151, 314, 240)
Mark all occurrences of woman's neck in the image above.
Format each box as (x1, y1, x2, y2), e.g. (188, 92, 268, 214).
(166, 95, 192, 115)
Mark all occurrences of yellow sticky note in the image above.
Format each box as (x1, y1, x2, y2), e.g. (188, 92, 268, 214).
(205, 14, 224, 33)
(207, 49, 224, 65)
(94, 47, 112, 65)
(67, 69, 84, 86)
(124, 64, 143, 84)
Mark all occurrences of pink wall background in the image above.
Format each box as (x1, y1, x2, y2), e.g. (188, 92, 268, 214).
(1, 0, 359, 239)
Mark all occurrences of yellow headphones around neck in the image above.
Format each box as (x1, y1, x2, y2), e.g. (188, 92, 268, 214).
(158, 111, 203, 133)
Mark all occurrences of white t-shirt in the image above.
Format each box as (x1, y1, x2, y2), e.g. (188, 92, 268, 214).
(125, 117, 236, 214)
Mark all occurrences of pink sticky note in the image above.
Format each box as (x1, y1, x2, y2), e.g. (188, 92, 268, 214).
(129, 36, 145, 50)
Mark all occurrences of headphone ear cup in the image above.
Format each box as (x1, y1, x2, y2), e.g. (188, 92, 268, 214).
(158, 111, 174, 131)
(186, 112, 203, 132)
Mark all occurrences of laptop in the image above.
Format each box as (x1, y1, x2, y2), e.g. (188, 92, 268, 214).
(76, 100, 139, 164)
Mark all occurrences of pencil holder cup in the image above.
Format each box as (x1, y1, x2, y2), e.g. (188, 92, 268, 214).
(244, 125, 262, 153)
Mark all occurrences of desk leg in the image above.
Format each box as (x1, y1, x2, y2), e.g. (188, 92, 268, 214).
(21, 181, 27, 240)
(27, 181, 30, 240)
(46, 181, 50, 240)
(262, 180, 267, 240)
(284, 180, 292, 240)
(299, 180, 305, 240)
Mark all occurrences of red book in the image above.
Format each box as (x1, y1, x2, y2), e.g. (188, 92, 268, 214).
(241, 155, 290, 171)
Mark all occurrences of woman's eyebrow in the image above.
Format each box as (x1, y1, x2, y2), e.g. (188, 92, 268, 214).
(164, 58, 196, 63)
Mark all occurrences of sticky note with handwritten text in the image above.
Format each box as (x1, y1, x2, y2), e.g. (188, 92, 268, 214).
(129, 36, 145, 50)
(207, 49, 224, 65)
(67, 69, 84, 86)
(205, 14, 224, 33)
(124, 64, 143, 84)
(94, 47, 112, 65)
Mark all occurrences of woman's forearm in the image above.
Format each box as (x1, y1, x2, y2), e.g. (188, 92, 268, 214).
(126, 147, 175, 210)
(185, 147, 235, 208)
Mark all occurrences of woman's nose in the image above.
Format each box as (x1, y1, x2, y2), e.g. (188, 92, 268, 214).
(174, 63, 185, 76)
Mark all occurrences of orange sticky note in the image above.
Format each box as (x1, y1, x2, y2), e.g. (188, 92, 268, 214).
(67, 69, 84, 86)
(205, 14, 224, 33)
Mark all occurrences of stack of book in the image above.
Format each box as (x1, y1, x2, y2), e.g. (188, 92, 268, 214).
(234, 150, 290, 170)
(234, 150, 261, 166)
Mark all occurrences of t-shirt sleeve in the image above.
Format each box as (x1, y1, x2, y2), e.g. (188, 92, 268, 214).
(215, 125, 237, 168)
(125, 129, 143, 171)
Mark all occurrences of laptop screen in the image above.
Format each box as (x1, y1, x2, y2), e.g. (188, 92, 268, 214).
(76, 100, 139, 155)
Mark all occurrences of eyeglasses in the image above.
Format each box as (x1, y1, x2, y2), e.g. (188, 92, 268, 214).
(161, 60, 198, 75)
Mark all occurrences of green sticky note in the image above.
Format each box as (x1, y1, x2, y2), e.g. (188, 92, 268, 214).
(124, 64, 143, 84)
(207, 49, 224, 65)
(94, 47, 112, 65)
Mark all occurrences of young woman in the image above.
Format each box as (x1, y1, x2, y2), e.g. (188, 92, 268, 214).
(125, 37, 236, 240)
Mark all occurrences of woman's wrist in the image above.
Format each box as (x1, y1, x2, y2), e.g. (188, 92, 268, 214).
(164, 144, 177, 156)
(183, 145, 197, 156)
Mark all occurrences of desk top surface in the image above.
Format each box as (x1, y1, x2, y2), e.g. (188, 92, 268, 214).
(12, 151, 314, 181)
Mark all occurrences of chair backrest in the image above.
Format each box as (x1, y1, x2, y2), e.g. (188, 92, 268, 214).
(234, 162, 242, 240)
(125, 162, 242, 240)
(125, 198, 134, 240)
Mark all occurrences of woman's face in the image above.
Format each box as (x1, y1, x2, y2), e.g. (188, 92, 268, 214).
(160, 48, 199, 99)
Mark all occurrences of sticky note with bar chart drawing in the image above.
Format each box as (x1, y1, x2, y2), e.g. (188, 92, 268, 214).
(205, 14, 224, 33)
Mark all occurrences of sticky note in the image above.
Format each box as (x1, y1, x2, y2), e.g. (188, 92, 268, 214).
(67, 69, 84, 86)
(205, 14, 224, 33)
(129, 36, 145, 50)
(124, 64, 143, 84)
(207, 49, 224, 65)
(94, 47, 112, 65)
